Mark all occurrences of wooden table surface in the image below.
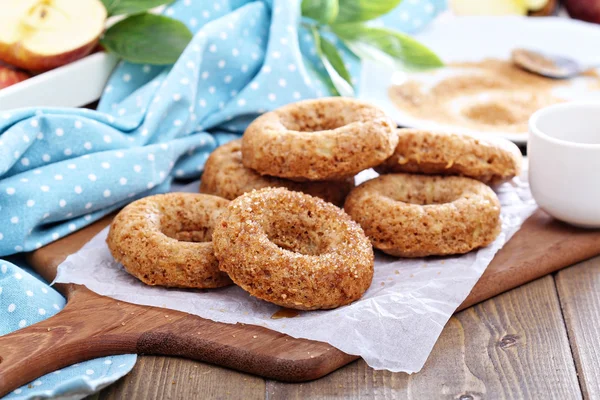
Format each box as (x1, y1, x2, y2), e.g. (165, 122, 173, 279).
(86, 254, 600, 400)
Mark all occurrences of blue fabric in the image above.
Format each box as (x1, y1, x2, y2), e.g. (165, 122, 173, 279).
(0, 0, 446, 398)
(0, 258, 137, 400)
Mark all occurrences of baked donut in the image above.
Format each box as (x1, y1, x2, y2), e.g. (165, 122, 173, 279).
(344, 173, 501, 257)
(375, 129, 522, 185)
(107, 193, 232, 288)
(242, 97, 398, 181)
(213, 188, 374, 310)
(200, 139, 354, 206)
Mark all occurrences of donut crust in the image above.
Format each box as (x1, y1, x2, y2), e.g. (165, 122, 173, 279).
(213, 188, 374, 310)
(344, 173, 501, 257)
(375, 129, 522, 185)
(107, 193, 232, 288)
(242, 97, 398, 181)
(200, 139, 354, 206)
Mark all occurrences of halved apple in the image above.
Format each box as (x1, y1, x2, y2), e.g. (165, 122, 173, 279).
(450, 0, 528, 15)
(0, 64, 30, 89)
(0, 0, 107, 72)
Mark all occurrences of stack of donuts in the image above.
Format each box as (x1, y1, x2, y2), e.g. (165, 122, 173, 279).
(106, 98, 522, 310)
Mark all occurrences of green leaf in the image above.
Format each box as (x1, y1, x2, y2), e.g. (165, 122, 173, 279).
(320, 37, 352, 84)
(335, 0, 401, 23)
(100, 0, 117, 13)
(312, 28, 354, 97)
(332, 24, 443, 70)
(301, 0, 339, 24)
(303, 56, 339, 96)
(101, 14, 193, 65)
(101, 0, 175, 17)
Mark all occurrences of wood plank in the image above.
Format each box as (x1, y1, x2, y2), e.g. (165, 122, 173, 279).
(556, 257, 600, 399)
(460, 210, 600, 310)
(267, 276, 582, 400)
(94, 356, 266, 400)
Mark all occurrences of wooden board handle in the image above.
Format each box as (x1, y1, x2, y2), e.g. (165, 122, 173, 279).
(0, 287, 138, 397)
(0, 286, 354, 396)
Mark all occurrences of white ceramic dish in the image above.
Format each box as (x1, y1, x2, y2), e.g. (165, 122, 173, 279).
(359, 16, 600, 144)
(0, 52, 119, 111)
(528, 102, 600, 228)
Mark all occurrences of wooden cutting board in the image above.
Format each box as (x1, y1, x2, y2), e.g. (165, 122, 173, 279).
(2, 208, 600, 397)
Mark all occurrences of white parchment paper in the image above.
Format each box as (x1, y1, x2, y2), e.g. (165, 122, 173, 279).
(55, 170, 537, 373)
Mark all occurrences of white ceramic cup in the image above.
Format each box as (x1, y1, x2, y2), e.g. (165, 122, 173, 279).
(528, 102, 600, 228)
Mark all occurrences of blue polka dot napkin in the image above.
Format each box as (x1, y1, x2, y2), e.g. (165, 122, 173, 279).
(0, 0, 445, 398)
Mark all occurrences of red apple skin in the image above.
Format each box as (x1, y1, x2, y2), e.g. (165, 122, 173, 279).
(565, 0, 600, 23)
(0, 64, 30, 89)
(0, 37, 100, 73)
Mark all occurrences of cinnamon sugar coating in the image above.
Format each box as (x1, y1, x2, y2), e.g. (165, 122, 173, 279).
(213, 188, 374, 310)
(107, 193, 232, 288)
(200, 139, 354, 206)
(344, 173, 501, 257)
(242, 97, 398, 181)
(376, 129, 522, 185)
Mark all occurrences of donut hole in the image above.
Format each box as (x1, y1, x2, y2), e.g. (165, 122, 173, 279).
(263, 210, 333, 255)
(278, 102, 362, 132)
(279, 111, 348, 132)
(171, 227, 212, 242)
(160, 207, 216, 243)
(382, 178, 465, 205)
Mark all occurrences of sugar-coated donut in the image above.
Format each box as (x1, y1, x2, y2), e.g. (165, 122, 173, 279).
(344, 173, 501, 257)
(375, 129, 522, 185)
(200, 139, 354, 206)
(242, 97, 398, 181)
(213, 188, 374, 310)
(107, 193, 232, 288)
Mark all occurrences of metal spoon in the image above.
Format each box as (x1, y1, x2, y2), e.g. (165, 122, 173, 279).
(511, 48, 597, 79)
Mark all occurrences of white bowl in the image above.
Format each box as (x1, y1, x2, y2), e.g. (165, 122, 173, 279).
(528, 102, 600, 228)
